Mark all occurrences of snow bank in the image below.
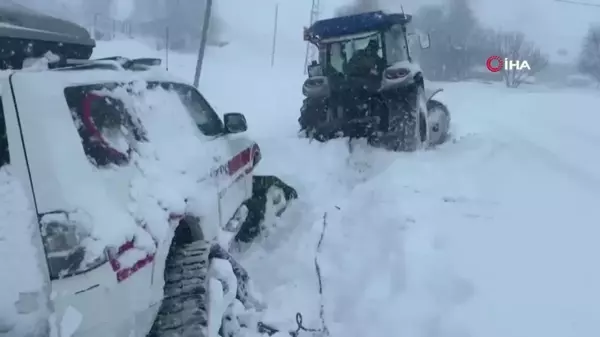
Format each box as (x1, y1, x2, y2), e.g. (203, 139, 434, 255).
(231, 139, 470, 336)
(0, 166, 50, 336)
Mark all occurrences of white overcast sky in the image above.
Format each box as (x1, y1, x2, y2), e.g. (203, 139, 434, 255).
(108, 0, 599, 62)
(327, 0, 600, 60)
(475, 0, 599, 60)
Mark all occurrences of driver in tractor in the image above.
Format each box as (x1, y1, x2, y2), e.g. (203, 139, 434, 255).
(345, 39, 385, 77)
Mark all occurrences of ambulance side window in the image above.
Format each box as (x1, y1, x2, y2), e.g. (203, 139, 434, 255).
(64, 84, 145, 167)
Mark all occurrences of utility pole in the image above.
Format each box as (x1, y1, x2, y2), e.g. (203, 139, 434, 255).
(271, 4, 279, 67)
(194, 0, 213, 87)
(303, 0, 321, 73)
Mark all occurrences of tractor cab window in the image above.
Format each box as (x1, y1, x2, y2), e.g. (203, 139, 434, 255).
(384, 25, 410, 65)
(326, 33, 384, 76)
(328, 42, 347, 74)
(352, 34, 383, 58)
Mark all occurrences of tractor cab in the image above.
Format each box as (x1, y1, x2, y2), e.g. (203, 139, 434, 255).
(299, 11, 449, 151)
(304, 11, 429, 80)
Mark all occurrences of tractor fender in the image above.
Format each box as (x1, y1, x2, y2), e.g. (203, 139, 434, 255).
(426, 88, 443, 102)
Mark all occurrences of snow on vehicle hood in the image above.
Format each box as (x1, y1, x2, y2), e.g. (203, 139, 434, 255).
(0, 166, 50, 336)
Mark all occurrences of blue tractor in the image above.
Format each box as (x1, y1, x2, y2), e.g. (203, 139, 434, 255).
(299, 11, 450, 151)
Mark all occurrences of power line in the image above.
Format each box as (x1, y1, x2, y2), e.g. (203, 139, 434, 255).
(555, 0, 600, 8)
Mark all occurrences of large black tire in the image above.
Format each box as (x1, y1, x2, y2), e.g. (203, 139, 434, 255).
(299, 98, 328, 138)
(376, 85, 428, 152)
(148, 240, 211, 337)
(235, 175, 298, 244)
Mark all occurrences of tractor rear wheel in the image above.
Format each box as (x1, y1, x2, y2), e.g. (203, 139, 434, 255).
(379, 85, 428, 151)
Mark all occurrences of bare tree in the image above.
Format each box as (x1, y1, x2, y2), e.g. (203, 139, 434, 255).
(411, 0, 482, 81)
(82, 0, 113, 20)
(494, 31, 548, 88)
(126, 0, 225, 50)
(578, 24, 600, 86)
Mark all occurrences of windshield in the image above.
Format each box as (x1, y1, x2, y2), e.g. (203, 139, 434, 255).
(326, 33, 383, 75)
(324, 30, 410, 75)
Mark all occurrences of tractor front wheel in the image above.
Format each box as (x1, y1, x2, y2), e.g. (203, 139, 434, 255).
(427, 99, 451, 146)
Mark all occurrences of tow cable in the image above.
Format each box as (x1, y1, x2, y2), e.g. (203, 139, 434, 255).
(257, 212, 332, 336)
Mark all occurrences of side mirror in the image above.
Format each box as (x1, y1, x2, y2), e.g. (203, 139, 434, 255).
(419, 33, 431, 49)
(308, 63, 323, 77)
(223, 112, 247, 134)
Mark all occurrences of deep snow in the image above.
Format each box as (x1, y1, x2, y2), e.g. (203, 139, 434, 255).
(3, 8, 600, 335)
(92, 32, 600, 337)
(0, 166, 50, 336)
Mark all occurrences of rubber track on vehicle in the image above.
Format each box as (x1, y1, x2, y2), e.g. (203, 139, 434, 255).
(148, 240, 211, 337)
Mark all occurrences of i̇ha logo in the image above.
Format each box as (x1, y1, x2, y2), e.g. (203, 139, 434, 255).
(486, 55, 531, 72)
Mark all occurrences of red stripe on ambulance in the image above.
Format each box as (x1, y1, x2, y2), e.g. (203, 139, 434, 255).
(109, 145, 261, 282)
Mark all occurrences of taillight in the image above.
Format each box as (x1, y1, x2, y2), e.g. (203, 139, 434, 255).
(40, 212, 107, 280)
(385, 68, 410, 80)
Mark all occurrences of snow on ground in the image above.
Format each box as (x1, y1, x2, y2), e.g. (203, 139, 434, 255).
(92, 27, 600, 337)
(438, 83, 600, 337)
(0, 166, 50, 336)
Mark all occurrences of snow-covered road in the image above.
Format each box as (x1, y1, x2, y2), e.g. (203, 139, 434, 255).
(92, 38, 600, 337)
(440, 84, 600, 337)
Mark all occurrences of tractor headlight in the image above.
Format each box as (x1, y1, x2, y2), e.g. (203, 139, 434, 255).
(385, 68, 410, 80)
